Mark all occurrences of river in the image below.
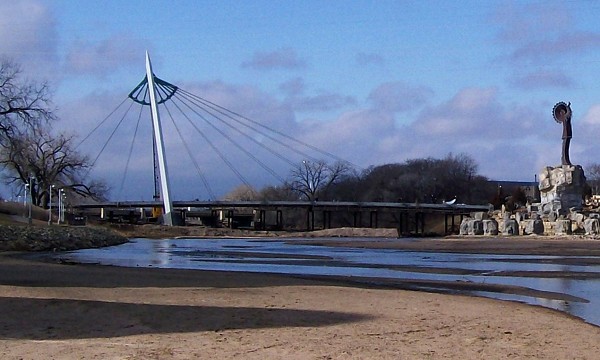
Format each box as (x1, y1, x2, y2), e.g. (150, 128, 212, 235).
(53, 237, 600, 327)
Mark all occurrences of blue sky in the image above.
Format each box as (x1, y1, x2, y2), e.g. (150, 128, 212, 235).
(3, 0, 600, 201)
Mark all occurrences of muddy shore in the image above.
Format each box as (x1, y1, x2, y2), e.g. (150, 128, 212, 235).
(3, 225, 600, 358)
(2, 248, 600, 359)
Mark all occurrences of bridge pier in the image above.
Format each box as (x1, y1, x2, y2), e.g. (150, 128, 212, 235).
(369, 211, 378, 228)
(306, 208, 315, 231)
(323, 210, 332, 229)
(353, 211, 362, 227)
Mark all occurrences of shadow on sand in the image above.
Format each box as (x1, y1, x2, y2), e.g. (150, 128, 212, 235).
(0, 296, 372, 340)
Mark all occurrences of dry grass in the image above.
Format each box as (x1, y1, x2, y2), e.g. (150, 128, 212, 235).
(0, 201, 51, 225)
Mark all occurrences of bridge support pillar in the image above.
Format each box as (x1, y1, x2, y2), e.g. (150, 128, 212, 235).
(323, 210, 332, 229)
(353, 211, 362, 227)
(414, 212, 425, 235)
(369, 211, 378, 228)
(258, 210, 266, 230)
(277, 210, 283, 230)
(306, 208, 314, 231)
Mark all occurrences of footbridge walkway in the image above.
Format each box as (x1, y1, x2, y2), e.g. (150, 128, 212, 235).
(74, 201, 490, 236)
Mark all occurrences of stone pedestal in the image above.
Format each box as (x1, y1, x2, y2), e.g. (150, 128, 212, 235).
(539, 165, 586, 216)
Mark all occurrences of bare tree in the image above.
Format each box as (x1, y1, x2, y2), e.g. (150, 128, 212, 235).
(258, 184, 298, 201)
(586, 163, 600, 195)
(0, 123, 108, 208)
(289, 160, 352, 201)
(222, 184, 258, 201)
(0, 58, 54, 139)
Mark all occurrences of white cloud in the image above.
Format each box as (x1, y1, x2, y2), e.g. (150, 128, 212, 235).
(510, 70, 574, 90)
(0, 0, 59, 78)
(279, 77, 305, 97)
(492, 3, 600, 66)
(64, 35, 146, 77)
(413, 87, 501, 137)
(356, 52, 384, 66)
(581, 104, 600, 126)
(241, 47, 306, 70)
(368, 82, 433, 113)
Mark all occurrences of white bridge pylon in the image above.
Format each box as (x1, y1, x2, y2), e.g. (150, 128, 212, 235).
(145, 51, 174, 226)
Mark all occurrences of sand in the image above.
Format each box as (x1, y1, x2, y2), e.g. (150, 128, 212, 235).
(1, 245, 600, 360)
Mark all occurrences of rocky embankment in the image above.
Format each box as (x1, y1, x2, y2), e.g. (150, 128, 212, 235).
(0, 225, 128, 252)
(0, 222, 399, 253)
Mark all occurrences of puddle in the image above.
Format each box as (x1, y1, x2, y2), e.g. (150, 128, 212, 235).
(52, 237, 600, 326)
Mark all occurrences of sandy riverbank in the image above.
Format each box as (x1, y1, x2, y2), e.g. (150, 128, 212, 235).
(2, 241, 600, 359)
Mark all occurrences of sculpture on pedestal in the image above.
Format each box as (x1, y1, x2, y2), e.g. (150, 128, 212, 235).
(538, 102, 586, 216)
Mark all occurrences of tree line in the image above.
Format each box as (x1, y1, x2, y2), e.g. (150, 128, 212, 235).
(0, 58, 106, 208)
(229, 153, 498, 206)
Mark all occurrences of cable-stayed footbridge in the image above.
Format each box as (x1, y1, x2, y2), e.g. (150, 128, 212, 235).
(75, 52, 488, 233)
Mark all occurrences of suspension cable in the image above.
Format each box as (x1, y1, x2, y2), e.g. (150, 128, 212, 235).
(84, 100, 136, 178)
(177, 89, 321, 163)
(166, 95, 253, 188)
(76, 96, 130, 149)
(172, 94, 286, 183)
(117, 103, 145, 199)
(174, 92, 299, 167)
(162, 102, 216, 200)
(178, 88, 358, 168)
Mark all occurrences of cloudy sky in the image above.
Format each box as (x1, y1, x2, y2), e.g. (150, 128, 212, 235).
(3, 0, 600, 201)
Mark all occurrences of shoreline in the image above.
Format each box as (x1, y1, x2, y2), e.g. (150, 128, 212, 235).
(2, 253, 600, 359)
(4, 229, 600, 358)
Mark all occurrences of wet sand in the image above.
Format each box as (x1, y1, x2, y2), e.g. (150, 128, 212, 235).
(294, 235, 600, 255)
(2, 236, 600, 359)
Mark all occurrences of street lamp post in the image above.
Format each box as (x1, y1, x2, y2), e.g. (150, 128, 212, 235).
(57, 189, 62, 225)
(48, 184, 55, 225)
(27, 177, 34, 225)
(23, 183, 28, 217)
(61, 191, 66, 224)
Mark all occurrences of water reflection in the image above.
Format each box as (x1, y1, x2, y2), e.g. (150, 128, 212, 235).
(54, 237, 600, 327)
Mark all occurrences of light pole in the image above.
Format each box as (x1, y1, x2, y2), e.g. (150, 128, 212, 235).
(60, 189, 66, 224)
(23, 183, 28, 217)
(48, 184, 55, 225)
(23, 184, 28, 206)
(27, 177, 35, 225)
(61, 190, 67, 223)
(57, 189, 63, 224)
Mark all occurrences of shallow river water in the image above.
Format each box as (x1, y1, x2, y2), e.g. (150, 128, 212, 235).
(54, 237, 600, 327)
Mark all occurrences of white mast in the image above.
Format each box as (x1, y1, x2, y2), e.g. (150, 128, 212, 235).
(145, 51, 174, 225)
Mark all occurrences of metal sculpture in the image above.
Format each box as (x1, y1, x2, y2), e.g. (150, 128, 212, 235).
(553, 101, 572, 166)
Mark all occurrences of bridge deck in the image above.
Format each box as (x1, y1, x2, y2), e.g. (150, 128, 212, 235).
(75, 200, 490, 213)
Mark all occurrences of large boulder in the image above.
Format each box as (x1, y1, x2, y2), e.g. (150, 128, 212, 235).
(555, 219, 572, 235)
(584, 218, 600, 235)
(483, 219, 498, 236)
(523, 219, 544, 235)
(502, 219, 519, 236)
(459, 219, 483, 235)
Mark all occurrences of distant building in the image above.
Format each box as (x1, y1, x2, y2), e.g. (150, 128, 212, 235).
(491, 180, 539, 203)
